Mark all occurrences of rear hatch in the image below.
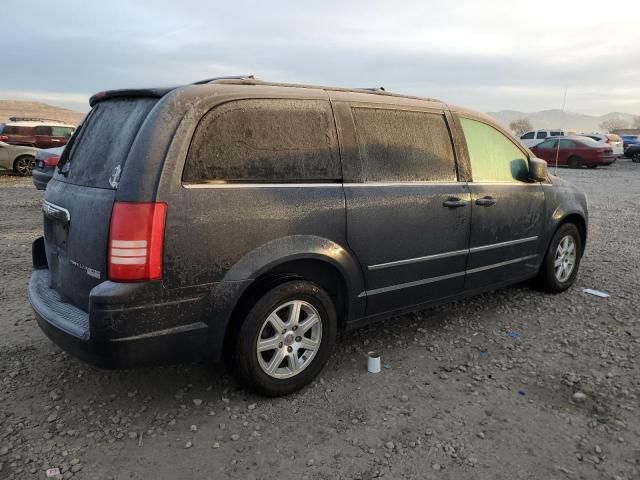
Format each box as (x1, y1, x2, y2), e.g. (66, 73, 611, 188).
(43, 97, 158, 311)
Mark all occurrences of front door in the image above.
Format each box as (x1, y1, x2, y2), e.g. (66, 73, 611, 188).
(458, 117, 545, 291)
(337, 102, 472, 315)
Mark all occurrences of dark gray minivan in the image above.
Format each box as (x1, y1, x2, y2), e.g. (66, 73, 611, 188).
(29, 77, 588, 396)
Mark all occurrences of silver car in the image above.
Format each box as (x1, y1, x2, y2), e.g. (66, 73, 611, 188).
(0, 141, 39, 176)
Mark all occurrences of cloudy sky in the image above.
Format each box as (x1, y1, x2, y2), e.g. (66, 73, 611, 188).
(1, 0, 639, 115)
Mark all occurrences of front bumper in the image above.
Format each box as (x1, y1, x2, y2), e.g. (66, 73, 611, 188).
(29, 269, 209, 369)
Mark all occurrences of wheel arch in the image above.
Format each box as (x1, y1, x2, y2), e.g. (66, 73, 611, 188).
(219, 235, 365, 358)
(551, 211, 587, 256)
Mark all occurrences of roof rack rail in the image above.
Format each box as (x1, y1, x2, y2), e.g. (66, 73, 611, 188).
(8, 116, 66, 123)
(357, 87, 385, 92)
(192, 75, 255, 85)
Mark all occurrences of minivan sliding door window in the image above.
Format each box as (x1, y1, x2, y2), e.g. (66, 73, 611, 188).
(351, 107, 456, 183)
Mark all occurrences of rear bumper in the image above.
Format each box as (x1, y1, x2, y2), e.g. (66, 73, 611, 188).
(29, 269, 210, 369)
(32, 168, 53, 190)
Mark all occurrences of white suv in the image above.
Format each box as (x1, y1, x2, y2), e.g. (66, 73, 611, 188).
(520, 129, 565, 148)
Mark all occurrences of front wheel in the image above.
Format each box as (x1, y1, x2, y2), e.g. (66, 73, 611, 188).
(13, 155, 35, 176)
(632, 153, 640, 163)
(536, 223, 582, 293)
(233, 280, 337, 396)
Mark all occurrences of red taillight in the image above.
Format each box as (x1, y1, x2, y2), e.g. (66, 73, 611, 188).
(0, 135, 8, 142)
(108, 202, 167, 282)
(44, 154, 60, 166)
(605, 138, 611, 144)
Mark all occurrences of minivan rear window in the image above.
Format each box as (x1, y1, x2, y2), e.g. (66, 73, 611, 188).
(56, 98, 156, 189)
(184, 99, 341, 184)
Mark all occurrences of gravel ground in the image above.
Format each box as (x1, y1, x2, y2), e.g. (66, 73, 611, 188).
(1, 161, 639, 480)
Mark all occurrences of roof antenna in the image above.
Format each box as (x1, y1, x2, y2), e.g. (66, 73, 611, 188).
(554, 85, 568, 176)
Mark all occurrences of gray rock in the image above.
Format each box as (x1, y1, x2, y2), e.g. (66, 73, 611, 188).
(572, 392, 587, 402)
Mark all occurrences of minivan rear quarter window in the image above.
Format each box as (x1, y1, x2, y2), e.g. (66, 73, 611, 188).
(351, 108, 456, 182)
(461, 117, 529, 183)
(183, 99, 341, 184)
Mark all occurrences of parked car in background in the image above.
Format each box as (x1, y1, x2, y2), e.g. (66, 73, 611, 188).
(624, 144, 640, 162)
(0, 117, 75, 149)
(29, 77, 588, 396)
(621, 134, 640, 150)
(581, 133, 624, 157)
(520, 129, 566, 147)
(32, 146, 64, 190)
(531, 136, 614, 168)
(0, 141, 39, 176)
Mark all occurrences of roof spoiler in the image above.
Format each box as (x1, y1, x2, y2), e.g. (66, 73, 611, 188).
(89, 76, 257, 107)
(89, 88, 176, 107)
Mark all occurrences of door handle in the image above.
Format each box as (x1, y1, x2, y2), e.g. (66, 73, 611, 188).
(442, 197, 468, 208)
(475, 196, 496, 207)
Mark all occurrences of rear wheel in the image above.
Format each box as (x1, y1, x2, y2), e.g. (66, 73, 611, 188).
(567, 156, 581, 169)
(632, 153, 640, 163)
(536, 223, 582, 293)
(232, 280, 337, 396)
(13, 155, 35, 176)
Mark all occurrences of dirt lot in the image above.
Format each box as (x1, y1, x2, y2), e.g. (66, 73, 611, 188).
(1, 162, 639, 480)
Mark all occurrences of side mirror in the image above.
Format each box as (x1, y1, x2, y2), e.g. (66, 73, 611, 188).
(529, 157, 548, 182)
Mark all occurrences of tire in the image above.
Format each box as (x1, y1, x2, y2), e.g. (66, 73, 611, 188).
(567, 156, 581, 169)
(232, 280, 337, 396)
(633, 153, 640, 163)
(536, 223, 582, 293)
(13, 155, 35, 176)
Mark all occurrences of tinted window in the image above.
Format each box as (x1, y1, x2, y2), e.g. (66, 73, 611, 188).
(184, 99, 340, 183)
(57, 98, 157, 189)
(536, 131, 548, 139)
(34, 126, 51, 135)
(550, 131, 562, 136)
(51, 126, 74, 137)
(351, 107, 456, 182)
(3, 126, 18, 135)
(537, 140, 557, 149)
(521, 132, 535, 139)
(460, 117, 529, 183)
(559, 140, 575, 148)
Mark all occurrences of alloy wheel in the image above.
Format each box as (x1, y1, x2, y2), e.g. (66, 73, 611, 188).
(554, 235, 577, 282)
(256, 300, 322, 379)
(15, 157, 34, 176)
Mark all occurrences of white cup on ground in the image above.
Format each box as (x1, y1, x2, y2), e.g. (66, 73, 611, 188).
(367, 351, 381, 373)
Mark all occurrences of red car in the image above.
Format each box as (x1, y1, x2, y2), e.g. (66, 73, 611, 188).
(0, 117, 75, 149)
(530, 136, 615, 169)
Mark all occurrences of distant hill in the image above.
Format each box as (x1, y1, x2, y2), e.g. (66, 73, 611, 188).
(487, 109, 638, 133)
(0, 100, 85, 126)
